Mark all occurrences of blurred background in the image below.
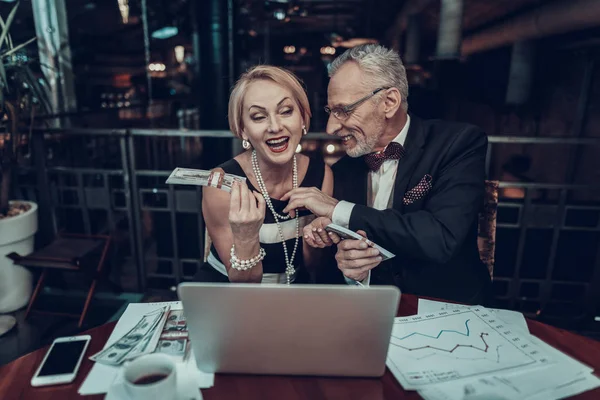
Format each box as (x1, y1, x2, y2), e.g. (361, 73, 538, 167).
(1, 0, 600, 361)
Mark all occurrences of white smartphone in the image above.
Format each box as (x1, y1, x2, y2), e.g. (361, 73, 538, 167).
(30, 335, 91, 387)
(324, 223, 396, 261)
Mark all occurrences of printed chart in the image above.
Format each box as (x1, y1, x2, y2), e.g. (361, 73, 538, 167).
(386, 307, 552, 389)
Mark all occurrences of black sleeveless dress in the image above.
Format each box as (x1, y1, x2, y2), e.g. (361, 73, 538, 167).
(196, 154, 326, 284)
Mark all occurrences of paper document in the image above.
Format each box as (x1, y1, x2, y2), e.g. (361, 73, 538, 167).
(325, 223, 395, 260)
(386, 306, 553, 390)
(419, 369, 600, 400)
(418, 333, 597, 400)
(166, 167, 246, 192)
(418, 299, 529, 334)
(79, 302, 214, 395)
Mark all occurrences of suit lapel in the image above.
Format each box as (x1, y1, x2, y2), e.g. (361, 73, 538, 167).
(334, 156, 369, 206)
(393, 116, 427, 211)
(349, 157, 369, 206)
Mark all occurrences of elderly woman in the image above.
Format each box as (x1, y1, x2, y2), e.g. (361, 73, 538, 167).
(197, 65, 333, 284)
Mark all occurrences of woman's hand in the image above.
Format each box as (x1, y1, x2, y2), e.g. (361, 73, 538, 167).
(228, 181, 266, 249)
(303, 217, 341, 248)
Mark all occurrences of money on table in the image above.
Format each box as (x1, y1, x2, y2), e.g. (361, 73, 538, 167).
(90, 306, 179, 365)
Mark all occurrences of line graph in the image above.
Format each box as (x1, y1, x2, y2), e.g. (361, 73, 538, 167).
(393, 319, 471, 341)
(407, 345, 502, 363)
(391, 332, 490, 354)
(386, 307, 552, 389)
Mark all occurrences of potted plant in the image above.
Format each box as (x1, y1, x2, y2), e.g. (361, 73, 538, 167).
(0, 2, 51, 314)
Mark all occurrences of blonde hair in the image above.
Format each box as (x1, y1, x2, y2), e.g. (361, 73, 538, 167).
(228, 65, 311, 139)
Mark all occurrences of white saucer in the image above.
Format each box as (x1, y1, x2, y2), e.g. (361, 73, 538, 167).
(105, 364, 203, 400)
(0, 315, 16, 337)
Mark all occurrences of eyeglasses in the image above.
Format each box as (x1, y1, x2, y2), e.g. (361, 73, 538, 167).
(324, 87, 390, 120)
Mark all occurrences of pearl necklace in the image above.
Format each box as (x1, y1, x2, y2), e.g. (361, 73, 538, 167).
(251, 150, 299, 285)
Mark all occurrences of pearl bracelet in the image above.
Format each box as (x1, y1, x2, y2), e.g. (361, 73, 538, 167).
(229, 245, 266, 271)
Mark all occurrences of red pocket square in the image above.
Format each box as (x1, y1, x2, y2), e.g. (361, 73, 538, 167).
(403, 174, 433, 205)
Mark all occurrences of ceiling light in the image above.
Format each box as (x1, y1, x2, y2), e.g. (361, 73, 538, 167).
(320, 46, 335, 55)
(152, 26, 178, 39)
(326, 144, 335, 154)
(148, 63, 166, 72)
(273, 9, 286, 21)
(174, 45, 185, 63)
(117, 0, 129, 24)
(332, 38, 378, 48)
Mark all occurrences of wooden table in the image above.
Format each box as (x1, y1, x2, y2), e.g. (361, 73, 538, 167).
(1, 294, 599, 399)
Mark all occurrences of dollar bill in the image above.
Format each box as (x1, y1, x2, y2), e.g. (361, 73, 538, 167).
(165, 168, 246, 192)
(160, 310, 188, 340)
(156, 338, 187, 357)
(89, 306, 169, 366)
(123, 306, 171, 362)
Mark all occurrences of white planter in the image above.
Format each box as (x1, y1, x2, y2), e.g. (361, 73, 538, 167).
(0, 201, 38, 313)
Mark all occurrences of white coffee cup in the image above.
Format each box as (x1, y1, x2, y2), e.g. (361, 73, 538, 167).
(122, 353, 177, 400)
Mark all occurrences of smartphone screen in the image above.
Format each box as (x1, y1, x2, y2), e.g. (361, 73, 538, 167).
(38, 340, 87, 376)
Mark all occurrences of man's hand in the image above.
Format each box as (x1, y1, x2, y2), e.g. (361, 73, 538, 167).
(281, 187, 339, 219)
(336, 230, 382, 281)
(303, 217, 342, 248)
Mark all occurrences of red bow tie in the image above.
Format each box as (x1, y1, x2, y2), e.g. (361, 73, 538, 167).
(364, 142, 405, 171)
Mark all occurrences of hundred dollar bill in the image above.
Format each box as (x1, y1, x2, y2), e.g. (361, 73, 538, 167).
(123, 305, 171, 362)
(165, 168, 246, 192)
(156, 338, 187, 357)
(89, 306, 169, 366)
(160, 309, 188, 340)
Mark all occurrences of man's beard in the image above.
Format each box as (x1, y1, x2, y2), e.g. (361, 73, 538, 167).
(345, 125, 382, 158)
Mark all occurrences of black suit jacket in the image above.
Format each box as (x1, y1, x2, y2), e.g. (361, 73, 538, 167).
(329, 116, 492, 304)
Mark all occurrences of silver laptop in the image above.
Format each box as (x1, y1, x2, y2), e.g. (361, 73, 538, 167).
(178, 283, 400, 377)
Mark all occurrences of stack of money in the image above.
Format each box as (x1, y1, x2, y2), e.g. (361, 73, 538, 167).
(156, 310, 189, 358)
(166, 168, 246, 193)
(89, 306, 170, 366)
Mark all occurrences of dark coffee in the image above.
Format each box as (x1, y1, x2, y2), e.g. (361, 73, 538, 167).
(133, 373, 168, 385)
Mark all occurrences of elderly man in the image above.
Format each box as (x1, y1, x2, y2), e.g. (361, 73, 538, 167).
(282, 44, 491, 304)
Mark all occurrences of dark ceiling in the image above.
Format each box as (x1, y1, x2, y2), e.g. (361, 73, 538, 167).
(0, 0, 594, 92)
(0, 0, 558, 56)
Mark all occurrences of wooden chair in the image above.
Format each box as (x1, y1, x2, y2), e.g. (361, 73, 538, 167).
(478, 180, 499, 279)
(7, 233, 111, 328)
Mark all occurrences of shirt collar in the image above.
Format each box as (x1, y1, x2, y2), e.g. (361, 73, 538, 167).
(391, 114, 410, 148)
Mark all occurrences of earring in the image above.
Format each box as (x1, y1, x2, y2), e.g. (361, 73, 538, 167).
(242, 139, 251, 150)
(302, 126, 307, 136)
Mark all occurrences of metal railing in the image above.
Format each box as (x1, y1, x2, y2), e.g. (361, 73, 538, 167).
(11, 128, 600, 328)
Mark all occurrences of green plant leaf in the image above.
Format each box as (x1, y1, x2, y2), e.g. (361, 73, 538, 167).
(0, 2, 20, 53)
(23, 66, 52, 115)
(0, 11, 13, 50)
(1, 37, 36, 58)
(0, 60, 7, 94)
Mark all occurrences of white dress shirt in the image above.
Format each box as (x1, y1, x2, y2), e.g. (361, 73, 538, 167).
(332, 115, 411, 286)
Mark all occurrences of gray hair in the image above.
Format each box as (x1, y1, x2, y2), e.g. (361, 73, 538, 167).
(328, 44, 409, 112)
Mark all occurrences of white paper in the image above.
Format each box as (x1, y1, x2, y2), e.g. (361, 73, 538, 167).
(418, 299, 529, 334)
(418, 369, 600, 400)
(416, 308, 597, 400)
(386, 307, 553, 390)
(79, 301, 214, 395)
(527, 373, 600, 400)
